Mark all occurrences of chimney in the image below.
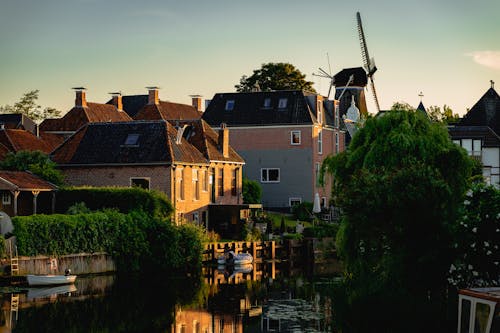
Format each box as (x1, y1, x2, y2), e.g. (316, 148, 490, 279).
(110, 92, 123, 111)
(73, 87, 87, 108)
(147, 86, 159, 105)
(190, 95, 204, 112)
(218, 123, 229, 158)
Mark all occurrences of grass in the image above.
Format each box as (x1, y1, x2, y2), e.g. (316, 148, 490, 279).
(266, 212, 312, 231)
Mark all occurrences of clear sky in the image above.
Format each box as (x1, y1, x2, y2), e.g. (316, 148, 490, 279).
(1, 0, 499, 116)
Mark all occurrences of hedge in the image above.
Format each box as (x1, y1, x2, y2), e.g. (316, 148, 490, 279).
(12, 210, 204, 274)
(55, 187, 173, 219)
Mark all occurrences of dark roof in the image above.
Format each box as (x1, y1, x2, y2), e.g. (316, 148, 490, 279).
(134, 101, 201, 121)
(202, 90, 315, 127)
(106, 95, 149, 118)
(51, 121, 207, 165)
(333, 67, 367, 87)
(39, 103, 132, 132)
(0, 171, 57, 191)
(416, 102, 429, 118)
(448, 125, 500, 147)
(459, 88, 500, 135)
(0, 114, 37, 133)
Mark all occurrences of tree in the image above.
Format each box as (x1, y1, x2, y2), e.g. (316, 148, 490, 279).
(321, 109, 473, 330)
(235, 62, 316, 93)
(428, 105, 460, 124)
(242, 177, 262, 204)
(0, 150, 64, 185)
(0, 90, 61, 122)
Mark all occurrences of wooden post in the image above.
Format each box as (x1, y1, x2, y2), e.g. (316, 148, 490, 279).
(252, 241, 257, 261)
(32, 190, 40, 215)
(12, 191, 19, 216)
(271, 241, 275, 260)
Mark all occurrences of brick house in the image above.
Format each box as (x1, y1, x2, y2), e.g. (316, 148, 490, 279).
(202, 90, 346, 211)
(448, 83, 500, 186)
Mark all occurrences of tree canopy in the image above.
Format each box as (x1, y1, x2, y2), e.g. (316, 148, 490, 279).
(322, 109, 474, 330)
(0, 150, 64, 185)
(0, 90, 61, 122)
(242, 177, 262, 204)
(235, 62, 316, 93)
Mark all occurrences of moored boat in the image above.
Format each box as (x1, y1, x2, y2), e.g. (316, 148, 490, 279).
(217, 251, 253, 265)
(457, 287, 500, 333)
(27, 274, 77, 286)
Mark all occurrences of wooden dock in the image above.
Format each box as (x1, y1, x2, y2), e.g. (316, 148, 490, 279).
(203, 241, 282, 263)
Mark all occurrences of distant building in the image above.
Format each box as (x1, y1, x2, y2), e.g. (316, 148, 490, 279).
(448, 83, 500, 186)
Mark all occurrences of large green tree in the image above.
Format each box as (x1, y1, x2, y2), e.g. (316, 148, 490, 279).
(0, 90, 61, 122)
(235, 62, 316, 93)
(0, 150, 64, 185)
(322, 110, 473, 330)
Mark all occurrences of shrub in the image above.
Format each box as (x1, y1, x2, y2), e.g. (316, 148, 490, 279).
(292, 202, 313, 221)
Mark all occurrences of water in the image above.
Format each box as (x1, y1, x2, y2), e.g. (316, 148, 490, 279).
(0, 262, 339, 333)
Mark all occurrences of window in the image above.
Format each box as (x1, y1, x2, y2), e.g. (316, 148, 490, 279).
(315, 162, 320, 186)
(335, 132, 339, 153)
(289, 197, 302, 207)
(202, 169, 208, 192)
(225, 100, 235, 111)
(124, 133, 139, 146)
(218, 168, 224, 196)
(291, 130, 301, 145)
(231, 168, 238, 196)
(130, 177, 150, 190)
(278, 98, 287, 109)
(192, 212, 199, 224)
(210, 168, 215, 203)
(263, 98, 271, 108)
(2, 193, 10, 205)
(318, 130, 323, 154)
(321, 197, 327, 208)
(192, 169, 199, 200)
(261, 168, 280, 183)
(177, 168, 185, 201)
(317, 100, 323, 123)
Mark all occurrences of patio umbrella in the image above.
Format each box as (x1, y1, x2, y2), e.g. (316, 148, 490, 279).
(313, 193, 321, 214)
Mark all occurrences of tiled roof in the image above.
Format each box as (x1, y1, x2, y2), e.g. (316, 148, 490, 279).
(202, 90, 314, 127)
(134, 101, 201, 121)
(0, 113, 37, 133)
(39, 103, 132, 132)
(106, 95, 149, 118)
(0, 129, 53, 154)
(0, 171, 57, 191)
(459, 88, 500, 135)
(52, 121, 208, 166)
(448, 125, 500, 147)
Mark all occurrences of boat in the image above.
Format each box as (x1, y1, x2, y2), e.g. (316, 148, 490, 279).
(457, 287, 500, 333)
(27, 274, 77, 286)
(217, 251, 253, 265)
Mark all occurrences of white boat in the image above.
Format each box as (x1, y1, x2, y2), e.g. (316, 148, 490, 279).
(457, 287, 500, 333)
(27, 274, 77, 286)
(217, 251, 253, 265)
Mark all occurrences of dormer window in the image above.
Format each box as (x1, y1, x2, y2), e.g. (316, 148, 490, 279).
(124, 134, 139, 146)
(263, 98, 271, 108)
(225, 100, 235, 111)
(278, 98, 288, 109)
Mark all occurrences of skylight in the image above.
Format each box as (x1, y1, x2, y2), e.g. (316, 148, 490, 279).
(124, 133, 139, 146)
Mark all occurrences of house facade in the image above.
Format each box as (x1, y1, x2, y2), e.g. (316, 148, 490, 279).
(448, 84, 500, 186)
(202, 90, 346, 210)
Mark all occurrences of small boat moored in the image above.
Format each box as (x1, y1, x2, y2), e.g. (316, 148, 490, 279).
(457, 287, 500, 333)
(217, 251, 253, 265)
(27, 269, 77, 287)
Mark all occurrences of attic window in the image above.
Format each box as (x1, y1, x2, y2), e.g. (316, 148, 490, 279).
(225, 100, 235, 111)
(124, 134, 139, 146)
(278, 98, 288, 109)
(263, 98, 271, 108)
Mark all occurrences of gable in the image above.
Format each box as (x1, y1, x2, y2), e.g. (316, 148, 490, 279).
(459, 88, 500, 135)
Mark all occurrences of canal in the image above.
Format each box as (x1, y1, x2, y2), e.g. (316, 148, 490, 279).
(0, 261, 340, 332)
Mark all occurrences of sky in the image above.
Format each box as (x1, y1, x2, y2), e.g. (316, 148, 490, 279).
(0, 0, 499, 117)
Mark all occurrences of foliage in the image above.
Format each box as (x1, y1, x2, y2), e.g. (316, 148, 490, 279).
(56, 186, 173, 219)
(428, 105, 460, 124)
(282, 233, 303, 240)
(280, 216, 286, 234)
(303, 222, 339, 238)
(12, 210, 205, 274)
(0, 150, 64, 185)
(242, 177, 262, 204)
(448, 183, 500, 287)
(0, 90, 61, 122)
(235, 62, 316, 93)
(291, 201, 313, 221)
(66, 202, 91, 215)
(321, 110, 473, 314)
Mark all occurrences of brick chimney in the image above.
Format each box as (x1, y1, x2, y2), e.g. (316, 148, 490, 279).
(110, 92, 123, 111)
(218, 123, 229, 158)
(191, 95, 203, 112)
(147, 87, 159, 105)
(73, 87, 87, 108)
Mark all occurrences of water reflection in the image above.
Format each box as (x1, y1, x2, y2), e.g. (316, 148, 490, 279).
(0, 261, 338, 332)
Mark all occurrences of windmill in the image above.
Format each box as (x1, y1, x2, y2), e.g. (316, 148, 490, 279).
(357, 11, 380, 112)
(312, 53, 336, 99)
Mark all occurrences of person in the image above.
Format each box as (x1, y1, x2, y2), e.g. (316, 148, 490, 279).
(65, 268, 71, 276)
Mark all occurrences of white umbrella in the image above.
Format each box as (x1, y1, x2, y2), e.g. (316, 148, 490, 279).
(313, 193, 321, 213)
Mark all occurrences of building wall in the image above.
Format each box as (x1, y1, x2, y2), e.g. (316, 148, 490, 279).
(482, 147, 500, 186)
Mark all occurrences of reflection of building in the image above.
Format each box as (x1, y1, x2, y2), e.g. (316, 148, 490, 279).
(172, 308, 243, 333)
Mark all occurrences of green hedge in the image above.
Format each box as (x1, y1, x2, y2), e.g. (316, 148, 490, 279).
(12, 210, 204, 274)
(55, 187, 173, 219)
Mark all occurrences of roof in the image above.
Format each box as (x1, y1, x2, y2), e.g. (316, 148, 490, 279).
(39, 103, 132, 132)
(448, 125, 500, 147)
(134, 101, 201, 121)
(51, 120, 208, 166)
(202, 90, 315, 127)
(0, 113, 37, 133)
(106, 95, 149, 118)
(0, 171, 57, 191)
(459, 87, 500, 135)
(333, 67, 368, 87)
(0, 129, 53, 159)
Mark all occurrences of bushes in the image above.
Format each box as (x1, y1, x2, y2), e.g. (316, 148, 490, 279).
(12, 210, 205, 274)
(55, 187, 173, 219)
